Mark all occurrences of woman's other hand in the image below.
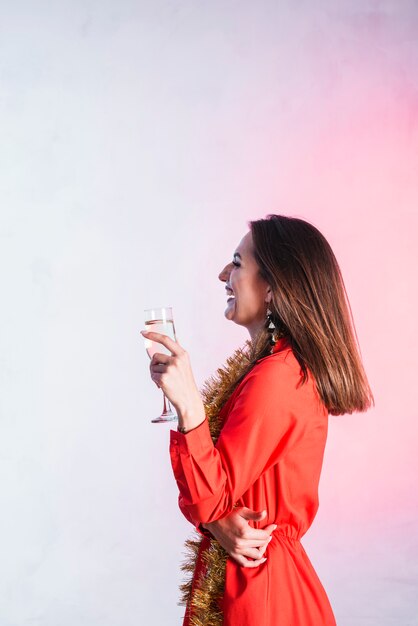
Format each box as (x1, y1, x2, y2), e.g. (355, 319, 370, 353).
(202, 507, 277, 568)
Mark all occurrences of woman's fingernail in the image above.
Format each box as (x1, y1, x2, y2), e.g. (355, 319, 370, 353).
(273, 525, 277, 530)
(268, 536, 272, 542)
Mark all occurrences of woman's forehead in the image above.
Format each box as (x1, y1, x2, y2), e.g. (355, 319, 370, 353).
(235, 231, 252, 255)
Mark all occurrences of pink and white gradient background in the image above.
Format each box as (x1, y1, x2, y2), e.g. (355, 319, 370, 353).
(0, 2, 417, 625)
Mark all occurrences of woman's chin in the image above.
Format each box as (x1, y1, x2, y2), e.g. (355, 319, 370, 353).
(224, 299, 236, 319)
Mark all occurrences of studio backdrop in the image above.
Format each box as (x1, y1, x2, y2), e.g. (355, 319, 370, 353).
(0, 1, 417, 625)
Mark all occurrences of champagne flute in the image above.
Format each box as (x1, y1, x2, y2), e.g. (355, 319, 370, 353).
(143, 306, 178, 423)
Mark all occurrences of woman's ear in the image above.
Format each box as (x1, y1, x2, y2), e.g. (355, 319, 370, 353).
(265, 287, 272, 304)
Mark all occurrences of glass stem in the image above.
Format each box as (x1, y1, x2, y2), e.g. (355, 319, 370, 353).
(162, 392, 173, 416)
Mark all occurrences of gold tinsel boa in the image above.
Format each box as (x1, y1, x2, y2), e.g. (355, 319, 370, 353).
(177, 337, 268, 626)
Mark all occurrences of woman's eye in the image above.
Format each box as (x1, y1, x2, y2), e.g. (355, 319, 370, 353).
(232, 261, 240, 267)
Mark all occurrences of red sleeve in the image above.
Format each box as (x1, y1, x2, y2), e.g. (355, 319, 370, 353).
(176, 493, 212, 537)
(169, 359, 311, 525)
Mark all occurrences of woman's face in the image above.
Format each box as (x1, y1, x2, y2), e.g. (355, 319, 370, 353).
(218, 230, 271, 339)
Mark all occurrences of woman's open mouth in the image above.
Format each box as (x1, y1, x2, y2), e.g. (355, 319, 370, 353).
(226, 287, 235, 303)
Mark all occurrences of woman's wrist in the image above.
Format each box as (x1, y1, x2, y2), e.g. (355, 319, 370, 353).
(177, 416, 206, 434)
(176, 396, 206, 433)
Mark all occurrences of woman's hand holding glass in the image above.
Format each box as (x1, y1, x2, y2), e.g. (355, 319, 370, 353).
(202, 508, 277, 568)
(140, 327, 206, 429)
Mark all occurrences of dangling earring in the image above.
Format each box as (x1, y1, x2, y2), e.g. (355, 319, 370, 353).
(265, 307, 279, 352)
(265, 306, 286, 353)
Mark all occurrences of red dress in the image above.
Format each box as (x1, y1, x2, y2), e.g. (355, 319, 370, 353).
(169, 337, 337, 626)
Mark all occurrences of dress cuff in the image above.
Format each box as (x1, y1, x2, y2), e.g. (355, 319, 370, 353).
(195, 522, 213, 539)
(170, 417, 213, 455)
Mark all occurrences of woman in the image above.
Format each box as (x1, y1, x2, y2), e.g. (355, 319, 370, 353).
(141, 215, 374, 626)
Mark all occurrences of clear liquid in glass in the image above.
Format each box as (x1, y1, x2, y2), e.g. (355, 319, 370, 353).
(143, 306, 178, 423)
(144, 319, 176, 359)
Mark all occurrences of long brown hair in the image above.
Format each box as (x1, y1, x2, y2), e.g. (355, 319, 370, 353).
(238, 214, 374, 416)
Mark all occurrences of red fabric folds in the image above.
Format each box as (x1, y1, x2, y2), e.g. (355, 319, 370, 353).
(170, 339, 337, 626)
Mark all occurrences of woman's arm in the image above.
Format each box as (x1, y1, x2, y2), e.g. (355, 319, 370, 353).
(170, 358, 311, 525)
(202, 507, 277, 568)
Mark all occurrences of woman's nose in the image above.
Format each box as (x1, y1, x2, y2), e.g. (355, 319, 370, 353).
(218, 264, 229, 282)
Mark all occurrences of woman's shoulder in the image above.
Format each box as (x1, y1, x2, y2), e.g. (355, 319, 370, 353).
(254, 345, 296, 376)
(230, 350, 295, 395)
(241, 349, 326, 415)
